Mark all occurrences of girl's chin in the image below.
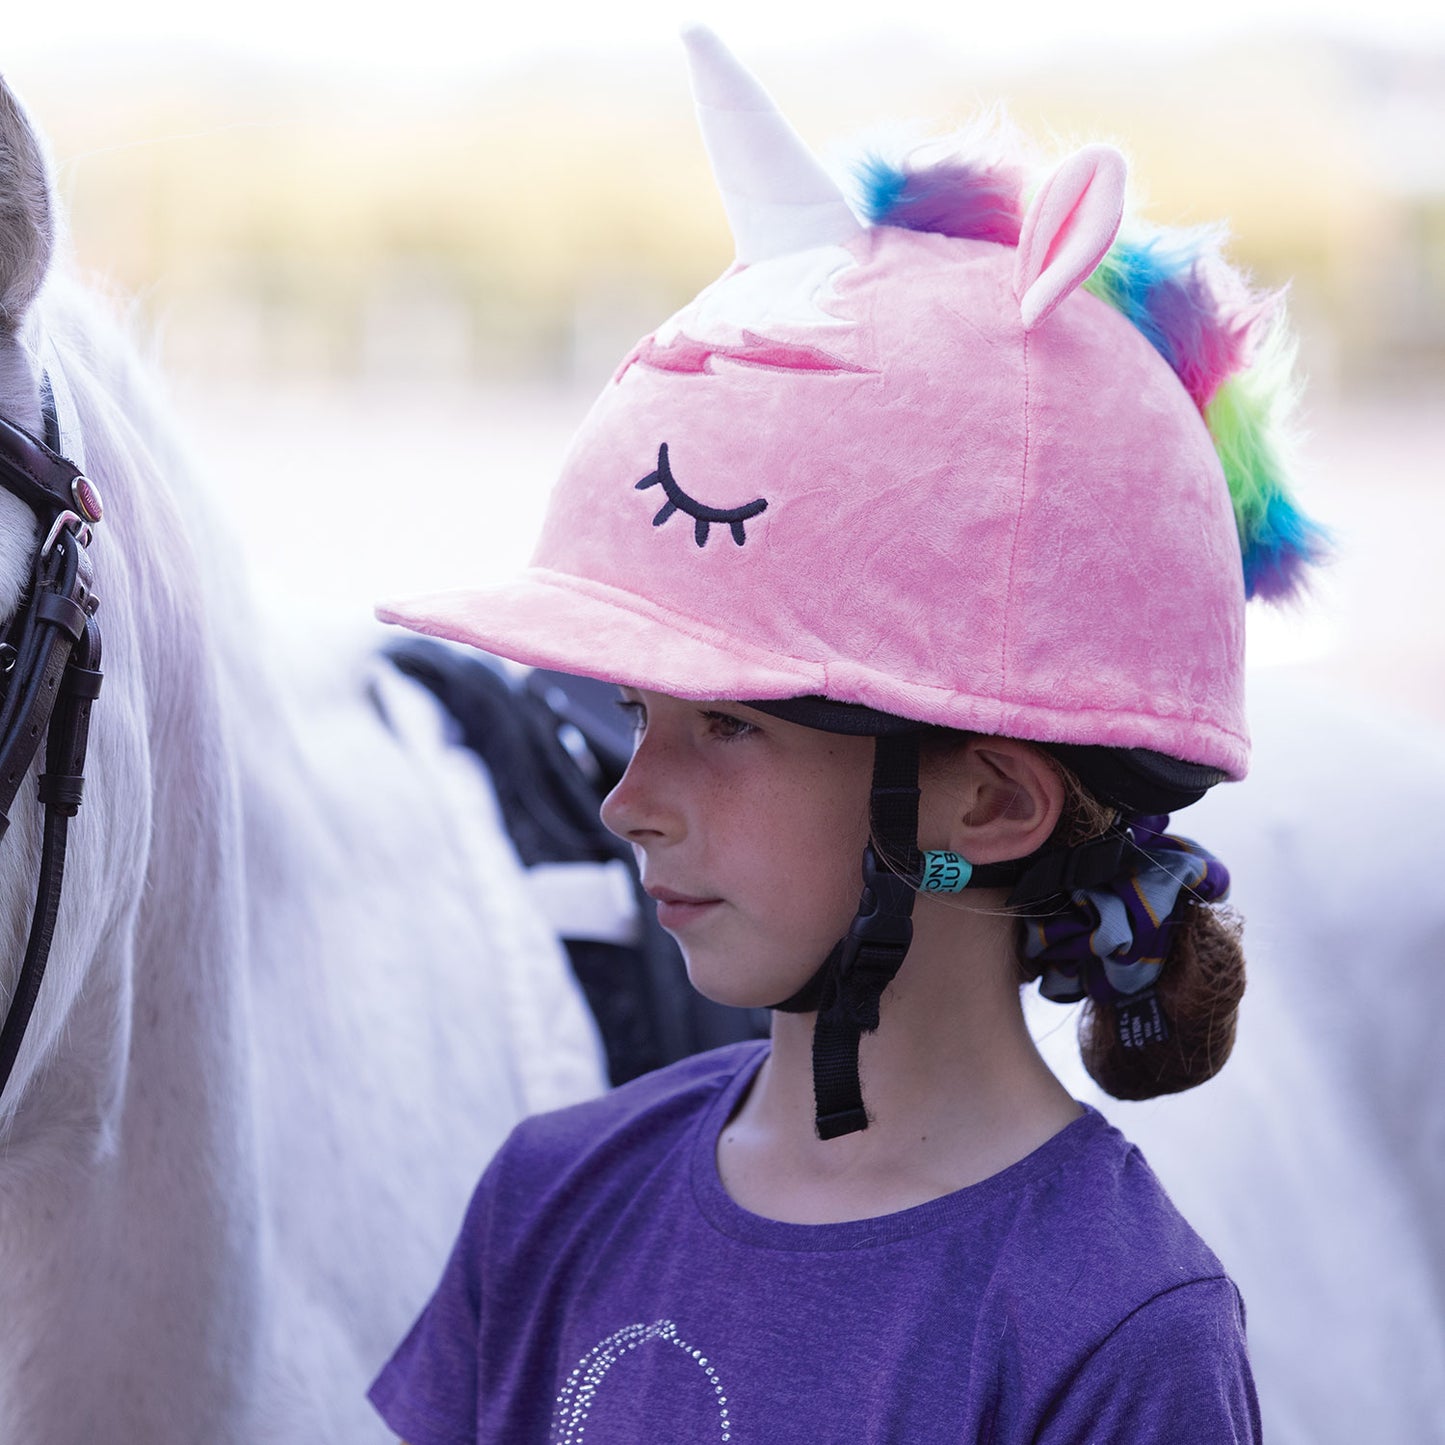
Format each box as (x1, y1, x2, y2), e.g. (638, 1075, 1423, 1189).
(681, 951, 826, 1012)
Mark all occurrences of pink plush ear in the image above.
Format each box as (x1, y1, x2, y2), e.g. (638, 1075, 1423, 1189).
(1013, 144, 1126, 330)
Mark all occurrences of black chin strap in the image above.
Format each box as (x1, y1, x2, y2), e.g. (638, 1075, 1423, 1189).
(773, 731, 1134, 1141)
(775, 734, 922, 1140)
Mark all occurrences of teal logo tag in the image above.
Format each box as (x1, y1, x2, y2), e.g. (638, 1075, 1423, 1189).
(920, 851, 972, 894)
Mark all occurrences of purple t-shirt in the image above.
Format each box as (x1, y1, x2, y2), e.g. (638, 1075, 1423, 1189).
(370, 1042, 1259, 1444)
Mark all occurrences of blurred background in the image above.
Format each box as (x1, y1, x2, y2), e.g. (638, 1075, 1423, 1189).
(5, 0, 1443, 719)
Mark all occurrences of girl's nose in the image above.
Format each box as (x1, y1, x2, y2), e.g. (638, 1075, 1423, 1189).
(600, 741, 681, 845)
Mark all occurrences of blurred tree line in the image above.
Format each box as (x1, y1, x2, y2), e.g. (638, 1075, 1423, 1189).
(26, 32, 1445, 393)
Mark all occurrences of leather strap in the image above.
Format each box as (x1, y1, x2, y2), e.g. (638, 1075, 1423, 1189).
(0, 542, 95, 824)
(0, 807, 71, 1093)
(0, 387, 103, 1103)
(0, 412, 87, 521)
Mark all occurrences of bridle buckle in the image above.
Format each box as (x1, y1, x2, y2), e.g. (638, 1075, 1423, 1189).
(40, 510, 92, 560)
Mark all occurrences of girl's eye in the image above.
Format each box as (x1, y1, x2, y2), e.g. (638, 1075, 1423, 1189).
(701, 710, 758, 741)
(614, 698, 646, 736)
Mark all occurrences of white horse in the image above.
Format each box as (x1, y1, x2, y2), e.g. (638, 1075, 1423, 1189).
(0, 80, 605, 1443)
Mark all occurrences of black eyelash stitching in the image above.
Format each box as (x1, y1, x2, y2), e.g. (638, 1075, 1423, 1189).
(635, 442, 768, 547)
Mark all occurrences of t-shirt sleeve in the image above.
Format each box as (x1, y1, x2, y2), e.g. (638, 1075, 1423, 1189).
(1035, 1277, 1262, 1445)
(368, 1171, 495, 1445)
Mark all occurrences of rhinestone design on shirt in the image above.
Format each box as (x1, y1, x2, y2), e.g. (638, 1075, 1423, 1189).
(552, 1319, 732, 1443)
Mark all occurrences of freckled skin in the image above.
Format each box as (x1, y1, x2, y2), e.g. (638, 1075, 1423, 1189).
(599, 691, 874, 1009)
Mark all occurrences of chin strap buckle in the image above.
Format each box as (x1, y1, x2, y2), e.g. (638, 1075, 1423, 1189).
(833, 845, 916, 1005)
(804, 733, 924, 1142)
(811, 843, 920, 1140)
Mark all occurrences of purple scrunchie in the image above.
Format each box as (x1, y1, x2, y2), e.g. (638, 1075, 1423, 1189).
(1022, 816, 1230, 1005)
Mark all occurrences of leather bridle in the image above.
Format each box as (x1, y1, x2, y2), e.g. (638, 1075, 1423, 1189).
(0, 378, 104, 1104)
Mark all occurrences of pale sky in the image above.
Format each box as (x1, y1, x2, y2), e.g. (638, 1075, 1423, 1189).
(8, 0, 1443, 79)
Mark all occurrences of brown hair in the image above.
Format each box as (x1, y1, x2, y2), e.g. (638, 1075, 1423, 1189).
(1021, 755, 1247, 1101)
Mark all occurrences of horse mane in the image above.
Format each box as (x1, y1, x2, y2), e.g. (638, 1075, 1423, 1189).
(0, 72, 593, 1442)
(0, 276, 262, 1128)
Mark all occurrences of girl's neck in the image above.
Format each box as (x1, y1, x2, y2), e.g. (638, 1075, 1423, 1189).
(716, 896, 1081, 1224)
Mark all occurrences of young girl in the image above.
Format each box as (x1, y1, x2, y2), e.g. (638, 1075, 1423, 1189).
(369, 26, 1323, 1443)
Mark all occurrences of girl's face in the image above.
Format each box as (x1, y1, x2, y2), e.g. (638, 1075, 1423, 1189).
(600, 690, 875, 1008)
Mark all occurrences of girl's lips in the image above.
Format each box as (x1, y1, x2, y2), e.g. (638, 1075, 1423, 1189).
(647, 888, 722, 931)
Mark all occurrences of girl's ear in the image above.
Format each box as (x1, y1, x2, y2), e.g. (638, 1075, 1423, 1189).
(923, 738, 1065, 865)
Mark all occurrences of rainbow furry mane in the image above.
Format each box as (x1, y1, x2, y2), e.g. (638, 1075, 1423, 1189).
(859, 150, 1328, 602)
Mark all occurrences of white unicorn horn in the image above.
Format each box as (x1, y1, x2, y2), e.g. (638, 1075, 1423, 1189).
(682, 25, 863, 265)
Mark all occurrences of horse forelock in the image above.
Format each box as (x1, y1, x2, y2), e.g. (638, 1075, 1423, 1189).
(0, 82, 55, 338)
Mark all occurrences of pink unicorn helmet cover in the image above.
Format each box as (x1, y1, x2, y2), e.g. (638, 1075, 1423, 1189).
(380, 28, 1323, 781)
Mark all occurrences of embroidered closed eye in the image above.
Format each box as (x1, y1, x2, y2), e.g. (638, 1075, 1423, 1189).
(635, 442, 768, 548)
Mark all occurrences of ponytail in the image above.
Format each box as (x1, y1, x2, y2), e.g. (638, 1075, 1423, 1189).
(1077, 900, 1245, 1099)
(1022, 756, 1246, 1101)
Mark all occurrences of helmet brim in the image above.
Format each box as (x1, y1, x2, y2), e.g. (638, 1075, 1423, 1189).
(377, 569, 825, 702)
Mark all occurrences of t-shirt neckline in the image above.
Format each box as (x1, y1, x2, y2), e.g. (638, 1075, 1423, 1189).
(689, 1041, 1103, 1252)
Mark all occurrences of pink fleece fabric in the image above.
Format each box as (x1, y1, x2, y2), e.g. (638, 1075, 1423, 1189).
(381, 219, 1247, 777)
(1014, 145, 1127, 328)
